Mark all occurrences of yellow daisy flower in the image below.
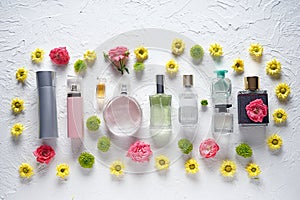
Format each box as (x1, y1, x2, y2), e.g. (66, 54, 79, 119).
(19, 163, 34, 178)
(11, 98, 24, 114)
(155, 155, 170, 170)
(267, 134, 283, 150)
(31, 48, 45, 63)
(219, 160, 236, 177)
(185, 158, 199, 174)
(246, 163, 261, 178)
(272, 108, 288, 124)
(248, 43, 263, 57)
(231, 58, 244, 73)
(171, 39, 185, 55)
(110, 160, 125, 177)
(11, 123, 24, 137)
(275, 83, 291, 100)
(209, 43, 223, 57)
(15, 67, 28, 82)
(83, 50, 97, 62)
(166, 59, 179, 75)
(266, 58, 281, 76)
(56, 163, 70, 179)
(134, 46, 148, 62)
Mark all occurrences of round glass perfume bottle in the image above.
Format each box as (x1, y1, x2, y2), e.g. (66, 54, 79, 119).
(103, 83, 142, 136)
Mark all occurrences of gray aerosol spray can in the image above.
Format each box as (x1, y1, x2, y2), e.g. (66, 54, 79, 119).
(36, 70, 58, 138)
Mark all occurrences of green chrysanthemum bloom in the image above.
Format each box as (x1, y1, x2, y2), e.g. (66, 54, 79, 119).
(74, 59, 87, 73)
(133, 62, 145, 72)
(97, 136, 111, 152)
(236, 143, 253, 158)
(86, 116, 101, 131)
(190, 45, 204, 59)
(78, 152, 95, 168)
(201, 99, 208, 106)
(178, 138, 193, 154)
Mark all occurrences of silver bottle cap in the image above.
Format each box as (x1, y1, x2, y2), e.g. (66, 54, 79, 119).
(183, 75, 193, 87)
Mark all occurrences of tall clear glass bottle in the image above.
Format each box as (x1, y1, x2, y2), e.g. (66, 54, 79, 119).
(211, 70, 232, 106)
(178, 75, 198, 126)
(212, 104, 233, 134)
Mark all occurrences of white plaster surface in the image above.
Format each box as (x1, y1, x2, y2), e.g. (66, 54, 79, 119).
(0, 0, 300, 199)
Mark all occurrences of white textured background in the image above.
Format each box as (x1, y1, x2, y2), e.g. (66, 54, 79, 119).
(0, 0, 300, 199)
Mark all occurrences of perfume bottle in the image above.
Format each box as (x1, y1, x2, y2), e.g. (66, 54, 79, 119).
(36, 71, 58, 139)
(103, 82, 142, 136)
(213, 104, 233, 134)
(237, 76, 269, 126)
(212, 70, 232, 105)
(149, 75, 172, 144)
(67, 75, 84, 138)
(96, 77, 106, 99)
(178, 75, 198, 125)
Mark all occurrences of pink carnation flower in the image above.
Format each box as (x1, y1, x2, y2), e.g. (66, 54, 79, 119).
(49, 47, 70, 65)
(105, 46, 130, 74)
(199, 138, 219, 158)
(127, 141, 152, 162)
(245, 99, 268, 122)
(33, 145, 56, 164)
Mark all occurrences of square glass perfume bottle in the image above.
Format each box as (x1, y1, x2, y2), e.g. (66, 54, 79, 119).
(212, 70, 232, 106)
(237, 76, 269, 126)
(213, 104, 233, 134)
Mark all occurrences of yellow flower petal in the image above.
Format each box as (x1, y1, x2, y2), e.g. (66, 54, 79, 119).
(15, 68, 28, 82)
(171, 39, 185, 55)
(11, 123, 24, 137)
(266, 58, 281, 76)
(267, 134, 283, 150)
(19, 163, 34, 178)
(275, 83, 290, 100)
(31, 48, 45, 63)
(11, 98, 24, 114)
(155, 155, 170, 170)
(56, 163, 70, 179)
(272, 108, 288, 124)
(134, 46, 148, 62)
(249, 43, 263, 57)
(246, 163, 261, 178)
(231, 58, 244, 73)
(83, 50, 97, 62)
(220, 160, 236, 177)
(185, 158, 199, 174)
(165, 59, 179, 75)
(209, 43, 223, 57)
(110, 160, 125, 177)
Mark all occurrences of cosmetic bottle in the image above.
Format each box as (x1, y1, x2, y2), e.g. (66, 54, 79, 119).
(36, 71, 58, 139)
(67, 75, 84, 138)
(237, 76, 269, 126)
(103, 82, 142, 136)
(178, 75, 198, 126)
(213, 104, 233, 134)
(212, 70, 232, 106)
(96, 77, 106, 99)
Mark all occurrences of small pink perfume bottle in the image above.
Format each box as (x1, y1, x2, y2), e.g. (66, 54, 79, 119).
(67, 75, 84, 138)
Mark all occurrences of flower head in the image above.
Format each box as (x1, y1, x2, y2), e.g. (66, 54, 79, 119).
(31, 48, 45, 63)
(74, 59, 87, 73)
(190, 45, 204, 59)
(78, 152, 95, 168)
(155, 155, 170, 170)
(220, 160, 236, 177)
(249, 43, 263, 57)
(134, 46, 148, 62)
(267, 134, 283, 150)
(49, 47, 70, 65)
(235, 143, 253, 158)
(272, 108, 288, 124)
(104, 46, 130, 75)
(199, 138, 220, 158)
(171, 39, 185, 55)
(11, 123, 24, 137)
(231, 58, 244, 73)
(84, 50, 97, 63)
(166, 59, 179, 75)
(266, 59, 281, 76)
(19, 163, 34, 178)
(178, 138, 193, 154)
(245, 99, 268, 122)
(200, 99, 208, 106)
(16, 67, 28, 82)
(246, 163, 261, 178)
(11, 98, 24, 114)
(86, 115, 101, 131)
(209, 43, 223, 57)
(133, 62, 145, 72)
(56, 163, 70, 179)
(275, 83, 291, 101)
(127, 141, 152, 162)
(97, 136, 111, 152)
(185, 158, 199, 174)
(33, 145, 56, 164)
(110, 160, 125, 177)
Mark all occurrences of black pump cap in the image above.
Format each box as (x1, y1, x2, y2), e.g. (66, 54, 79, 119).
(156, 75, 164, 94)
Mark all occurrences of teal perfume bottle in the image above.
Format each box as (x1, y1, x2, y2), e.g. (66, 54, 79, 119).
(211, 70, 232, 106)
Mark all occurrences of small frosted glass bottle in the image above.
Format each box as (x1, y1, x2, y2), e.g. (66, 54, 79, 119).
(212, 70, 232, 106)
(178, 75, 198, 126)
(213, 104, 233, 134)
(103, 82, 142, 136)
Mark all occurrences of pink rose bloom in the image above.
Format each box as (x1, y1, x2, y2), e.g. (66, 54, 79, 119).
(127, 141, 152, 162)
(33, 145, 56, 164)
(245, 99, 268, 122)
(199, 138, 219, 158)
(49, 47, 70, 65)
